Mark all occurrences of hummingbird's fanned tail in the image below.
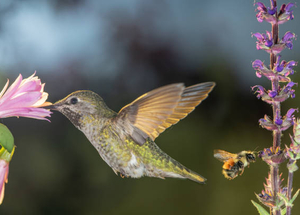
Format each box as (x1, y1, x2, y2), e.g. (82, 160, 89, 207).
(140, 140, 206, 184)
(180, 168, 207, 184)
(146, 158, 206, 184)
(162, 157, 207, 184)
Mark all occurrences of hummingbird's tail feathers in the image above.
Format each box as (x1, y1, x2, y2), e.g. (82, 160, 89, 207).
(157, 166, 206, 184)
(114, 82, 215, 146)
(180, 168, 207, 184)
(145, 166, 206, 184)
(153, 153, 207, 184)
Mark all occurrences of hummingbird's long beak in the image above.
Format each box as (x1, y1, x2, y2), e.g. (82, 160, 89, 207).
(41, 104, 59, 110)
(41, 99, 66, 110)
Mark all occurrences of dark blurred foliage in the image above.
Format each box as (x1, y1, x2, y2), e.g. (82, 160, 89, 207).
(0, 0, 300, 215)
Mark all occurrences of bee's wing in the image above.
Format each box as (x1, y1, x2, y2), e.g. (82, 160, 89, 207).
(114, 82, 215, 146)
(214, 149, 237, 162)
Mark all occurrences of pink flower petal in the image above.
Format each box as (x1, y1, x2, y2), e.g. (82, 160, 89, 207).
(1, 91, 42, 109)
(0, 72, 52, 120)
(15, 80, 42, 95)
(0, 80, 9, 98)
(0, 107, 52, 120)
(0, 74, 23, 104)
(32, 92, 49, 107)
(0, 160, 9, 205)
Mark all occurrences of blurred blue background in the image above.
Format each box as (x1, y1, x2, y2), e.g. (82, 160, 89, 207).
(0, 0, 299, 214)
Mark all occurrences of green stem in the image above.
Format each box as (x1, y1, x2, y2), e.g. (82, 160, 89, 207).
(286, 169, 293, 215)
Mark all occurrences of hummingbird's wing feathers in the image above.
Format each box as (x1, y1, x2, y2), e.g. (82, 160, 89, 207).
(115, 83, 185, 145)
(155, 82, 215, 136)
(115, 82, 215, 146)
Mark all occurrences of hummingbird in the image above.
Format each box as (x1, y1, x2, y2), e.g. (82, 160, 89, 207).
(44, 82, 215, 183)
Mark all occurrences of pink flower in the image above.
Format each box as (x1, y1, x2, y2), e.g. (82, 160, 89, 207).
(0, 72, 52, 120)
(0, 160, 9, 205)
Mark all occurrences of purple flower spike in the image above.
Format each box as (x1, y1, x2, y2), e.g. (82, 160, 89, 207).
(252, 85, 265, 98)
(252, 32, 264, 40)
(267, 6, 277, 15)
(259, 147, 286, 167)
(252, 85, 286, 104)
(265, 31, 273, 47)
(253, 31, 296, 54)
(253, 59, 264, 70)
(286, 81, 297, 89)
(286, 108, 298, 119)
(256, 2, 267, 12)
(282, 32, 295, 42)
(256, 71, 262, 78)
(265, 40, 273, 47)
(253, 60, 267, 78)
(277, 60, 297, 78)
(266, 148, 272, 156)
(275, 118, 283, 125)
(276, 63, 284, 72)
(252, 85, 270, 101)
(259, 115, 278, 130)
(274, 55, 284, 72)
(278, 3, 294, 24)
(252, 31, 273, 49)
(281, 32, 296, 50)
(280, 81, 297, 99)
(268, 90, 277, 98)
(251, 0, 298, 210)
(252, 59, 292, 82)
(275, 110, 283, 125)
(255, 2, 277, 24)
(281, 108, 298, 131)
(252, 31, 287, 54)
(286, 61, 297, 71)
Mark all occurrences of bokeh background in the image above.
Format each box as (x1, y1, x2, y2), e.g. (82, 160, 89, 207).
(0, 0, 299, 214)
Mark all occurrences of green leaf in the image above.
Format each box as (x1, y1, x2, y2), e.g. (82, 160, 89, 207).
(0, 123, 14, 153)
(278, 189, 300, 208)
(251, 200, 269, 215)
(278, 193, 289, 205)
(281, 207, 286, 215)
(291, 189, 300, 204)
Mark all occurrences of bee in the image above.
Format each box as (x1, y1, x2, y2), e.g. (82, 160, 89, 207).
(214, 149, 256, 180)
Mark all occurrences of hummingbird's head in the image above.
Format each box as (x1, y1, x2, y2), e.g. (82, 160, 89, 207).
(44, 90, 115, 128)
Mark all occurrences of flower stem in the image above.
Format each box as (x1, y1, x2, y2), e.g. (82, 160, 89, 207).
(286, 169, 294, 215)
(270, 1, 281, 214)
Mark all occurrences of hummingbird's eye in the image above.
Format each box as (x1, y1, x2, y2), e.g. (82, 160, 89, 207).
(70, 97, 78, 105)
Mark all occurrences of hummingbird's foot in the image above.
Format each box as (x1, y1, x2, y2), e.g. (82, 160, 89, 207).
(120, 173, 126, 178)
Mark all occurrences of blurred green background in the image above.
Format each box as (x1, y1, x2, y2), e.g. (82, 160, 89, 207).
(0, 0, 299, 214)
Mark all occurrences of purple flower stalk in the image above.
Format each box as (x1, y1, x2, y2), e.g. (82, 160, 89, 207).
(252, 31, 296, 54)
(252, 1, 298, 215)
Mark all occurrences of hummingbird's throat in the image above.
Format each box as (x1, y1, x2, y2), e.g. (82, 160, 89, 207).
(60, 107, 83, 128)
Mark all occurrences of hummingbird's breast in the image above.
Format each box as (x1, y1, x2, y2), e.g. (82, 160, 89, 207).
(80, 117, 143, 176)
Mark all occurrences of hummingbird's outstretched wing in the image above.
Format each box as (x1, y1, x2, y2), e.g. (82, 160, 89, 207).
(114, 82, 215, 146)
